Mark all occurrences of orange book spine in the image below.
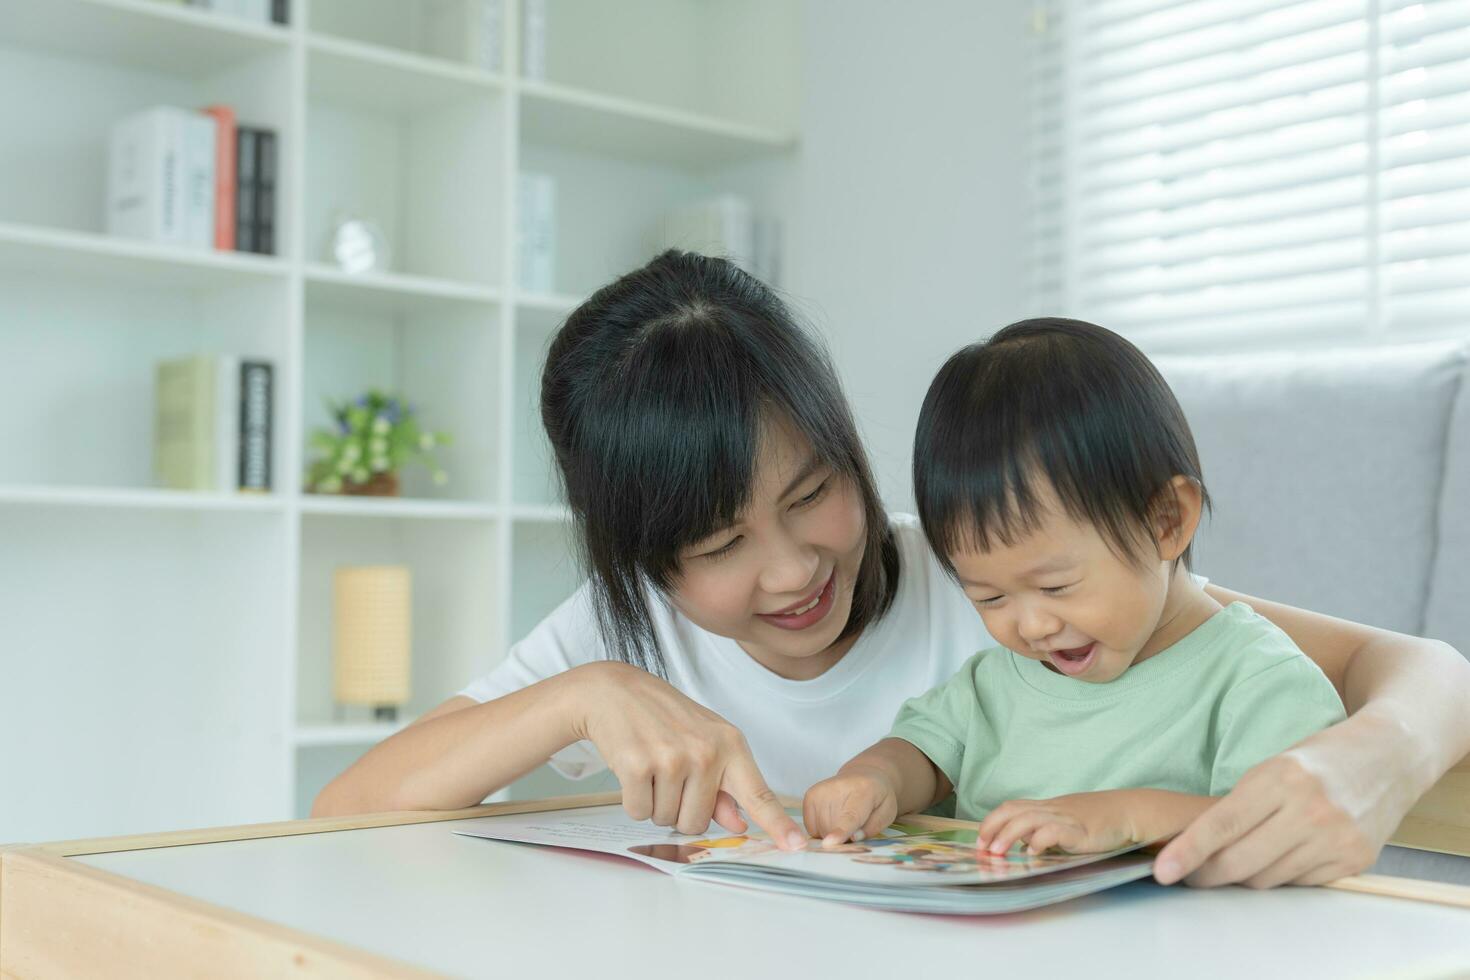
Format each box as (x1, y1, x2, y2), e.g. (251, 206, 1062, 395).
(201, 105, 237, 250)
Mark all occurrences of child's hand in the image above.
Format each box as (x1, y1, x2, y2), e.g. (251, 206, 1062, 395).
(976, 790, 1141, 856)
(802, 766, 901, 847)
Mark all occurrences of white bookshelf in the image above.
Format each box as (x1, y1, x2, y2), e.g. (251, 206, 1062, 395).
(0, 0, 798, 840)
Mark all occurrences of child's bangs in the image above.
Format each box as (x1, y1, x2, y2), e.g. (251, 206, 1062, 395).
(917, 320, 1216, 578)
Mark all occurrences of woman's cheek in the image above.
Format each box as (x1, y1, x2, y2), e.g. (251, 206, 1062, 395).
(821, 479, 867, 555)
(672, 562, 753, 632)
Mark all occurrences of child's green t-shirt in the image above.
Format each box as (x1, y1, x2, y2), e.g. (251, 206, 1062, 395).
(889, 601, 1346, 820)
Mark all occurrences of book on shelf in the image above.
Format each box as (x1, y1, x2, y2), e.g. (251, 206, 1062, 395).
(651, 195, 783, 287)
(106, 105, 275, 254)
(255, 129, 277, 255)
(182, 0, 289, 24)
(233, 125, 278, 255)
(521, 0, 548, 80)
(106, 107, 215, 249)
(516, 173, 556, 292)
(201, 105, 237, 251)
(422, 0, 504, 72)
(453, 803, 1159, 915)
(154, 355, 274, 493)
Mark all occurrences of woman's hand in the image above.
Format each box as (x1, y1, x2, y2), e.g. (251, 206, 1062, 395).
(1154, 712, 1412, 888)
(573, 661, 806, 850)
(803, 765, 900, 845)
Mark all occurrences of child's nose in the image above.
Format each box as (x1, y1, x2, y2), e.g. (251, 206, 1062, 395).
(1017, 604, 1061, 643)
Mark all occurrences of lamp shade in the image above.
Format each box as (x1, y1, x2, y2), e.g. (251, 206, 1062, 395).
(333, 565, 411, 709)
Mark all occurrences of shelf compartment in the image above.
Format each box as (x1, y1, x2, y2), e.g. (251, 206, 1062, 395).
(519, 80, 794, 171)
(293, 718, 416, 747)
(306, 0, 505, 77)
(307, 33, 502, 115)
(0, 484, 282, 513)
(0, 17, 293, 243)
(0, 0, 290, 79)
(299, 496, 499, 520)
(0, 265, 290, 492)
(302, 290, 501, 503)
(295, 513, 501, 739)
(305, 263, 502, 318)
(0, 222, 287, 291)
(304, 44, 505, 286)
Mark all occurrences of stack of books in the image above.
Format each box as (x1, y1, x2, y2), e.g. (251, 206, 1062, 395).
(175, 0, 290, 24)
(106, 105, 278, 255)
(651, 195, 783, 287)
(154, 356, 274, 493)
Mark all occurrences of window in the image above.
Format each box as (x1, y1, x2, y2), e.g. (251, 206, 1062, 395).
(1031, 0, 1470, 346)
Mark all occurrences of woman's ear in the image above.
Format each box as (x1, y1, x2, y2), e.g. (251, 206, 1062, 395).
(1151, 475, 1204, 562)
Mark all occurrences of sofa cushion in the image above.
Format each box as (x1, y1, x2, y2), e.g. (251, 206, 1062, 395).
(1424, 356, 1470, 660)
(1154, 342, 1467, 637)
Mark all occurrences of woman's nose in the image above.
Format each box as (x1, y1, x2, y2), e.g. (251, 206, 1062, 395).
(760, 535, 821, 596)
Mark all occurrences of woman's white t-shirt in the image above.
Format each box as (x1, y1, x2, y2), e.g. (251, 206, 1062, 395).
(457, 513, 994, 796)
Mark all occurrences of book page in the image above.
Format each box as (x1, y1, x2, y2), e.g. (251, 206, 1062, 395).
(453, 804, 1153, 887)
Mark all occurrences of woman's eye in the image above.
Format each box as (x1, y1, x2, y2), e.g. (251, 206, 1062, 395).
(973, 595, 1004, 607)
(796, 478, 830, 507)
(704, 537, 741, 561)
(1041, 584, 1075, 596)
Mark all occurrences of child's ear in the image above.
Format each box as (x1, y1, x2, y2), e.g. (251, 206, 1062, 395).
(1150, 476, 1204, 562)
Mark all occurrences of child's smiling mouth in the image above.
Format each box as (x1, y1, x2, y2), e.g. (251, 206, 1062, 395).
(1046, 642, 1098, 676)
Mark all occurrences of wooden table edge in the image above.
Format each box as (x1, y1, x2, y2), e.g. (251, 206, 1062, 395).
(3, 791, 1468, 980)
(0, 792, 621, 980)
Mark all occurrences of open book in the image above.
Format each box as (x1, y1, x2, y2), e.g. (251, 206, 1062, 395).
(454, 803, 1158, 915)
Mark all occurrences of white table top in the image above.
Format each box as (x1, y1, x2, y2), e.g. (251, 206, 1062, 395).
(79, 820, 1470, 979)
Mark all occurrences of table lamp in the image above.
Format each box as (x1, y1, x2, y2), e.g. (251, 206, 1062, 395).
(333, 565, 411, 721)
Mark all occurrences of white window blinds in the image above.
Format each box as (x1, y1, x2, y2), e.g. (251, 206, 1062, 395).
(1030, 1, 1470, 343)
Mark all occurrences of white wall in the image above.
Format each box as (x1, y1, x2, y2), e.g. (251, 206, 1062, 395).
(784, 0, 1033, 511)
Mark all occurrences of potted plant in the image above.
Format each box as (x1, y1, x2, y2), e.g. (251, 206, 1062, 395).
(306, 390, 450, 496)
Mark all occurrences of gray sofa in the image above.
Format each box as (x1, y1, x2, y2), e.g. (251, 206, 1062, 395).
(1156, 340, 1469, 884)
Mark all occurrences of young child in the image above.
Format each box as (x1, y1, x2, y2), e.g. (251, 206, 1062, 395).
(802, 318, 1345, 858)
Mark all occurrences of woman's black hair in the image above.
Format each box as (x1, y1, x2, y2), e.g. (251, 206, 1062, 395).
(541, 250, 899, 676)
(914, 317, 1210, 576)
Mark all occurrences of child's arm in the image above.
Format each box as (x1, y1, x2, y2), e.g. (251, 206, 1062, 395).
(976, 789, 1217, 856)
(802, 738, 954, 845)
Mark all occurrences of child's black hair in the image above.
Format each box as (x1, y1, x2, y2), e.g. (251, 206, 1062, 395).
(913, 317, 1210, 576)
(542, 250, 899, 676)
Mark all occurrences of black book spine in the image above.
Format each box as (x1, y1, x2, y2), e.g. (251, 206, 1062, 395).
(271, 0, 288, 24)
(235, 127, 258, 253)
(254, 130, 277, 256)
(239, 361, 273, 492)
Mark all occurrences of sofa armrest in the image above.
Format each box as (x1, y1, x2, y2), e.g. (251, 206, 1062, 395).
(1393, 753, 1470, 857)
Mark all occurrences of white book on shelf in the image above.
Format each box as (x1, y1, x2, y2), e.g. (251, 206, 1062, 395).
(214, 355, 240, 492)
(107, 107, 216, 249)
(652, 195, 756, 274)
(516, 172, 556, 293)
(422, 0, 504, 72)
(234, 0, 271, 22)
(521, 0, 548, 80)
(107, 107, 182, 244)
(181, 111, 217, 250)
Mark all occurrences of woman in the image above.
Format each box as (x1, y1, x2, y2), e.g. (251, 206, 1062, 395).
(315, 252, 1470, 889)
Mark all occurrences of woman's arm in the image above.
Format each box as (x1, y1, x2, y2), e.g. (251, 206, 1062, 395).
(311, 661, 807, 849)
(1155, 585, 1470, 888)
(311, 673, 581, 816)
